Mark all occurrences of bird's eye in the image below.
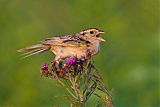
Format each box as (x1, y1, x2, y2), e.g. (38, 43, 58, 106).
(90, 31, 94, 34)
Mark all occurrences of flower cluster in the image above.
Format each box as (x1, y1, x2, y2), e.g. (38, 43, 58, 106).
(40, 57, 85, 79)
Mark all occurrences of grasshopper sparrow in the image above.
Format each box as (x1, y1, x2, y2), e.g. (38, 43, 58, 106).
(18, 28, 105, 60)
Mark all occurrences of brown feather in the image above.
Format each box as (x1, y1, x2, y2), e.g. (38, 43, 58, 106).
(17, 44, 50, 57)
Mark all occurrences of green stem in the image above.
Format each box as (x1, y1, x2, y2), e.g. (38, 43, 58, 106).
(57, 78, 77, 99)
(69, 76, 79, 98)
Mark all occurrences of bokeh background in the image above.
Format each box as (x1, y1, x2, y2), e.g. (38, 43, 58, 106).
(0, 0, 159, 107)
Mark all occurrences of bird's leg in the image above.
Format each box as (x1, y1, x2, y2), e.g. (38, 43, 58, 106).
(55, 55, 62, 63)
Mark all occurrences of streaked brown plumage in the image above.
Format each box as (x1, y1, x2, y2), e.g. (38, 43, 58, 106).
(18, 28, 105, 60)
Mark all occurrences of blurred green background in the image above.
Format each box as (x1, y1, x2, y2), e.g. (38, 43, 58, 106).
(0, 0, 159, 107)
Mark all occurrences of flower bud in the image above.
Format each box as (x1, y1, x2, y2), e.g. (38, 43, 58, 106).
(40, 63, 50, 76)
(51, 60, 56, 68)
(41, 63, 48, 71)
(56, 70, 64, 78)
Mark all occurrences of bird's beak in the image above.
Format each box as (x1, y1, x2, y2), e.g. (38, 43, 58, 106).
(97, 30, 106, 42)
(99, 30, 105, 34)
(97, 37, 106, 42)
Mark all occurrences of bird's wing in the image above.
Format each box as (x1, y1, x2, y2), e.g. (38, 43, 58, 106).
(41, 34, 90, 47)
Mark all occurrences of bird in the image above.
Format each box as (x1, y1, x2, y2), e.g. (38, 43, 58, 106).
(18, 28, 105, 61)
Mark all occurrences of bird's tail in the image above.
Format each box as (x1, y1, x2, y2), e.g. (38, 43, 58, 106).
(17, 44, 50, 58)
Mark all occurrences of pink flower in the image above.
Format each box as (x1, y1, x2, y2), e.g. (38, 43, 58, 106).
(41, 63, 48, 71)
(66, 57, 76, 66)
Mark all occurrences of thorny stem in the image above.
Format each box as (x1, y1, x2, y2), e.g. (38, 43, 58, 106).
(69, 75, 79, 98)
(57, 78, 77, 99)
(69, 75, 84, 103)
(76, 83, 84, 102)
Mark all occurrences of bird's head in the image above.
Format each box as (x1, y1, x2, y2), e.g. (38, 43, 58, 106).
(79, 28, 106, 42)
